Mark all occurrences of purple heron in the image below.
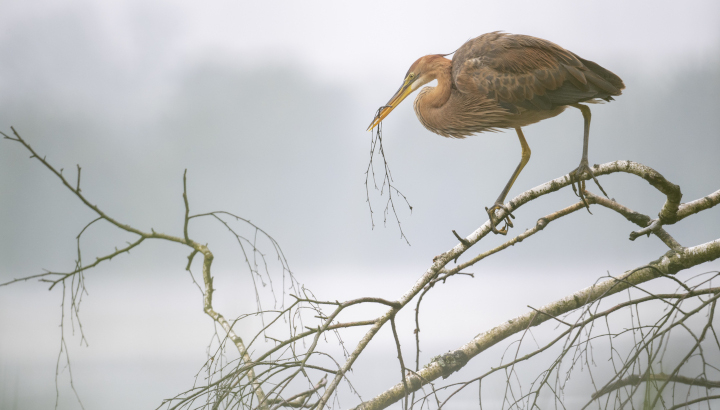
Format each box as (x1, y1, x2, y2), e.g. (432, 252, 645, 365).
(367, 32, 624, 235)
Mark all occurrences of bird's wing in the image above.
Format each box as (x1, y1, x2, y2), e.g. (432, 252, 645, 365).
(452, 32, 623, 112)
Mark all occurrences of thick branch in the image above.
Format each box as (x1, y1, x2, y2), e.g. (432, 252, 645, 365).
(352, 239, 720, 410)
(449, 160, 683, 252)
(677, 188, 720, 220)
(323, 161, 711, 409)
(584, 192, 684, 249)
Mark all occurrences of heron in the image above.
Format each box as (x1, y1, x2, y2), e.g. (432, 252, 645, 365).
(367, 32, 624, 235)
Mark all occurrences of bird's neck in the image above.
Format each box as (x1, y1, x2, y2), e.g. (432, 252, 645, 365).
(414, 58, 455, 136)
(423, 58, 453, 108)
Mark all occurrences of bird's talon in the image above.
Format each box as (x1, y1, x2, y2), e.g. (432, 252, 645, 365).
(579, 192, 593, 214)
(486, 204, 513, 235)
(570, 162, 608, 205)
(490, 222, 508, 235)
(592, 175, 609, 198)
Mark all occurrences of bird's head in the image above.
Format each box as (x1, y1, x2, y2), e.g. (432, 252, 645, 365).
(367, 55, 444, 131)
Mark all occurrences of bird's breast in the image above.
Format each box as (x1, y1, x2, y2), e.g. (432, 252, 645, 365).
(413, 87, 517, 138)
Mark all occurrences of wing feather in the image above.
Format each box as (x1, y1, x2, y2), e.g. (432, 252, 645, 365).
(452, 32, 624, 112)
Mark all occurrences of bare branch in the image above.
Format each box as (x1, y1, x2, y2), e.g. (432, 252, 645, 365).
(9, 128, 720, 410)
(266, 376, 327, 409)
(667, 395, 720, 410)
(446, 200, 587, 274)
(353, 240, 720, 410)
(591, 373, 720, 400)
(1, 236, 146, 288)
(183, 169, 191, 244)
(390, 316, 409, 410)
(1, 127, 187, 245)
(677, 189, 720, 220)
(364, 121, 412, 245)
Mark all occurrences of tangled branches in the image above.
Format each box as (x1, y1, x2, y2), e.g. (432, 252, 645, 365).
(4, 126, 720, 410)
(364, 119, 413, 245)
(410, 271, 720, 409)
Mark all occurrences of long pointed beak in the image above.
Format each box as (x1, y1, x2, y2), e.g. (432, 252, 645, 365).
(367, 80, 414, 131)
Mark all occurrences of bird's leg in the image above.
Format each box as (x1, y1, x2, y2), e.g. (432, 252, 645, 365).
(485, 127, 530, 235)
(569, 104, 608, 211)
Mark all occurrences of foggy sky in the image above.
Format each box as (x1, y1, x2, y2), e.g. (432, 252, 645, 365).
(1, 1, 719, 409)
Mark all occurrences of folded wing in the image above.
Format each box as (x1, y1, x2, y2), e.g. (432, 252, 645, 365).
(452, 32, 625, 114)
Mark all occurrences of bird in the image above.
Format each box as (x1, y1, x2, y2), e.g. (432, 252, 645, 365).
(367, 32, 624, 235)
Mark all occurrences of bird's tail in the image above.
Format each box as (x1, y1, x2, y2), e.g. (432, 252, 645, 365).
(576, 55, 626, 95)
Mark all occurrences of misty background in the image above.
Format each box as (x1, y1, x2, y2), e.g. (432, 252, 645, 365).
(1, 1, 719, 409)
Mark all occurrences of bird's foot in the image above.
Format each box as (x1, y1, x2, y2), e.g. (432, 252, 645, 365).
(485, 203, 515, 235)
(569, 161, 608, 212)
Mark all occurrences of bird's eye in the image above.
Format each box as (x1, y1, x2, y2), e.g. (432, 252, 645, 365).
(408, 73, 416, 80)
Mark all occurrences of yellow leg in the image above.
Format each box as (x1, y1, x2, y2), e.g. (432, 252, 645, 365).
(494, 128, 531, 205)
(487, 127, 531, 235)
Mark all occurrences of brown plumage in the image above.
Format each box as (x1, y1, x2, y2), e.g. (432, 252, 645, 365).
(368, 32, 624, 234)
